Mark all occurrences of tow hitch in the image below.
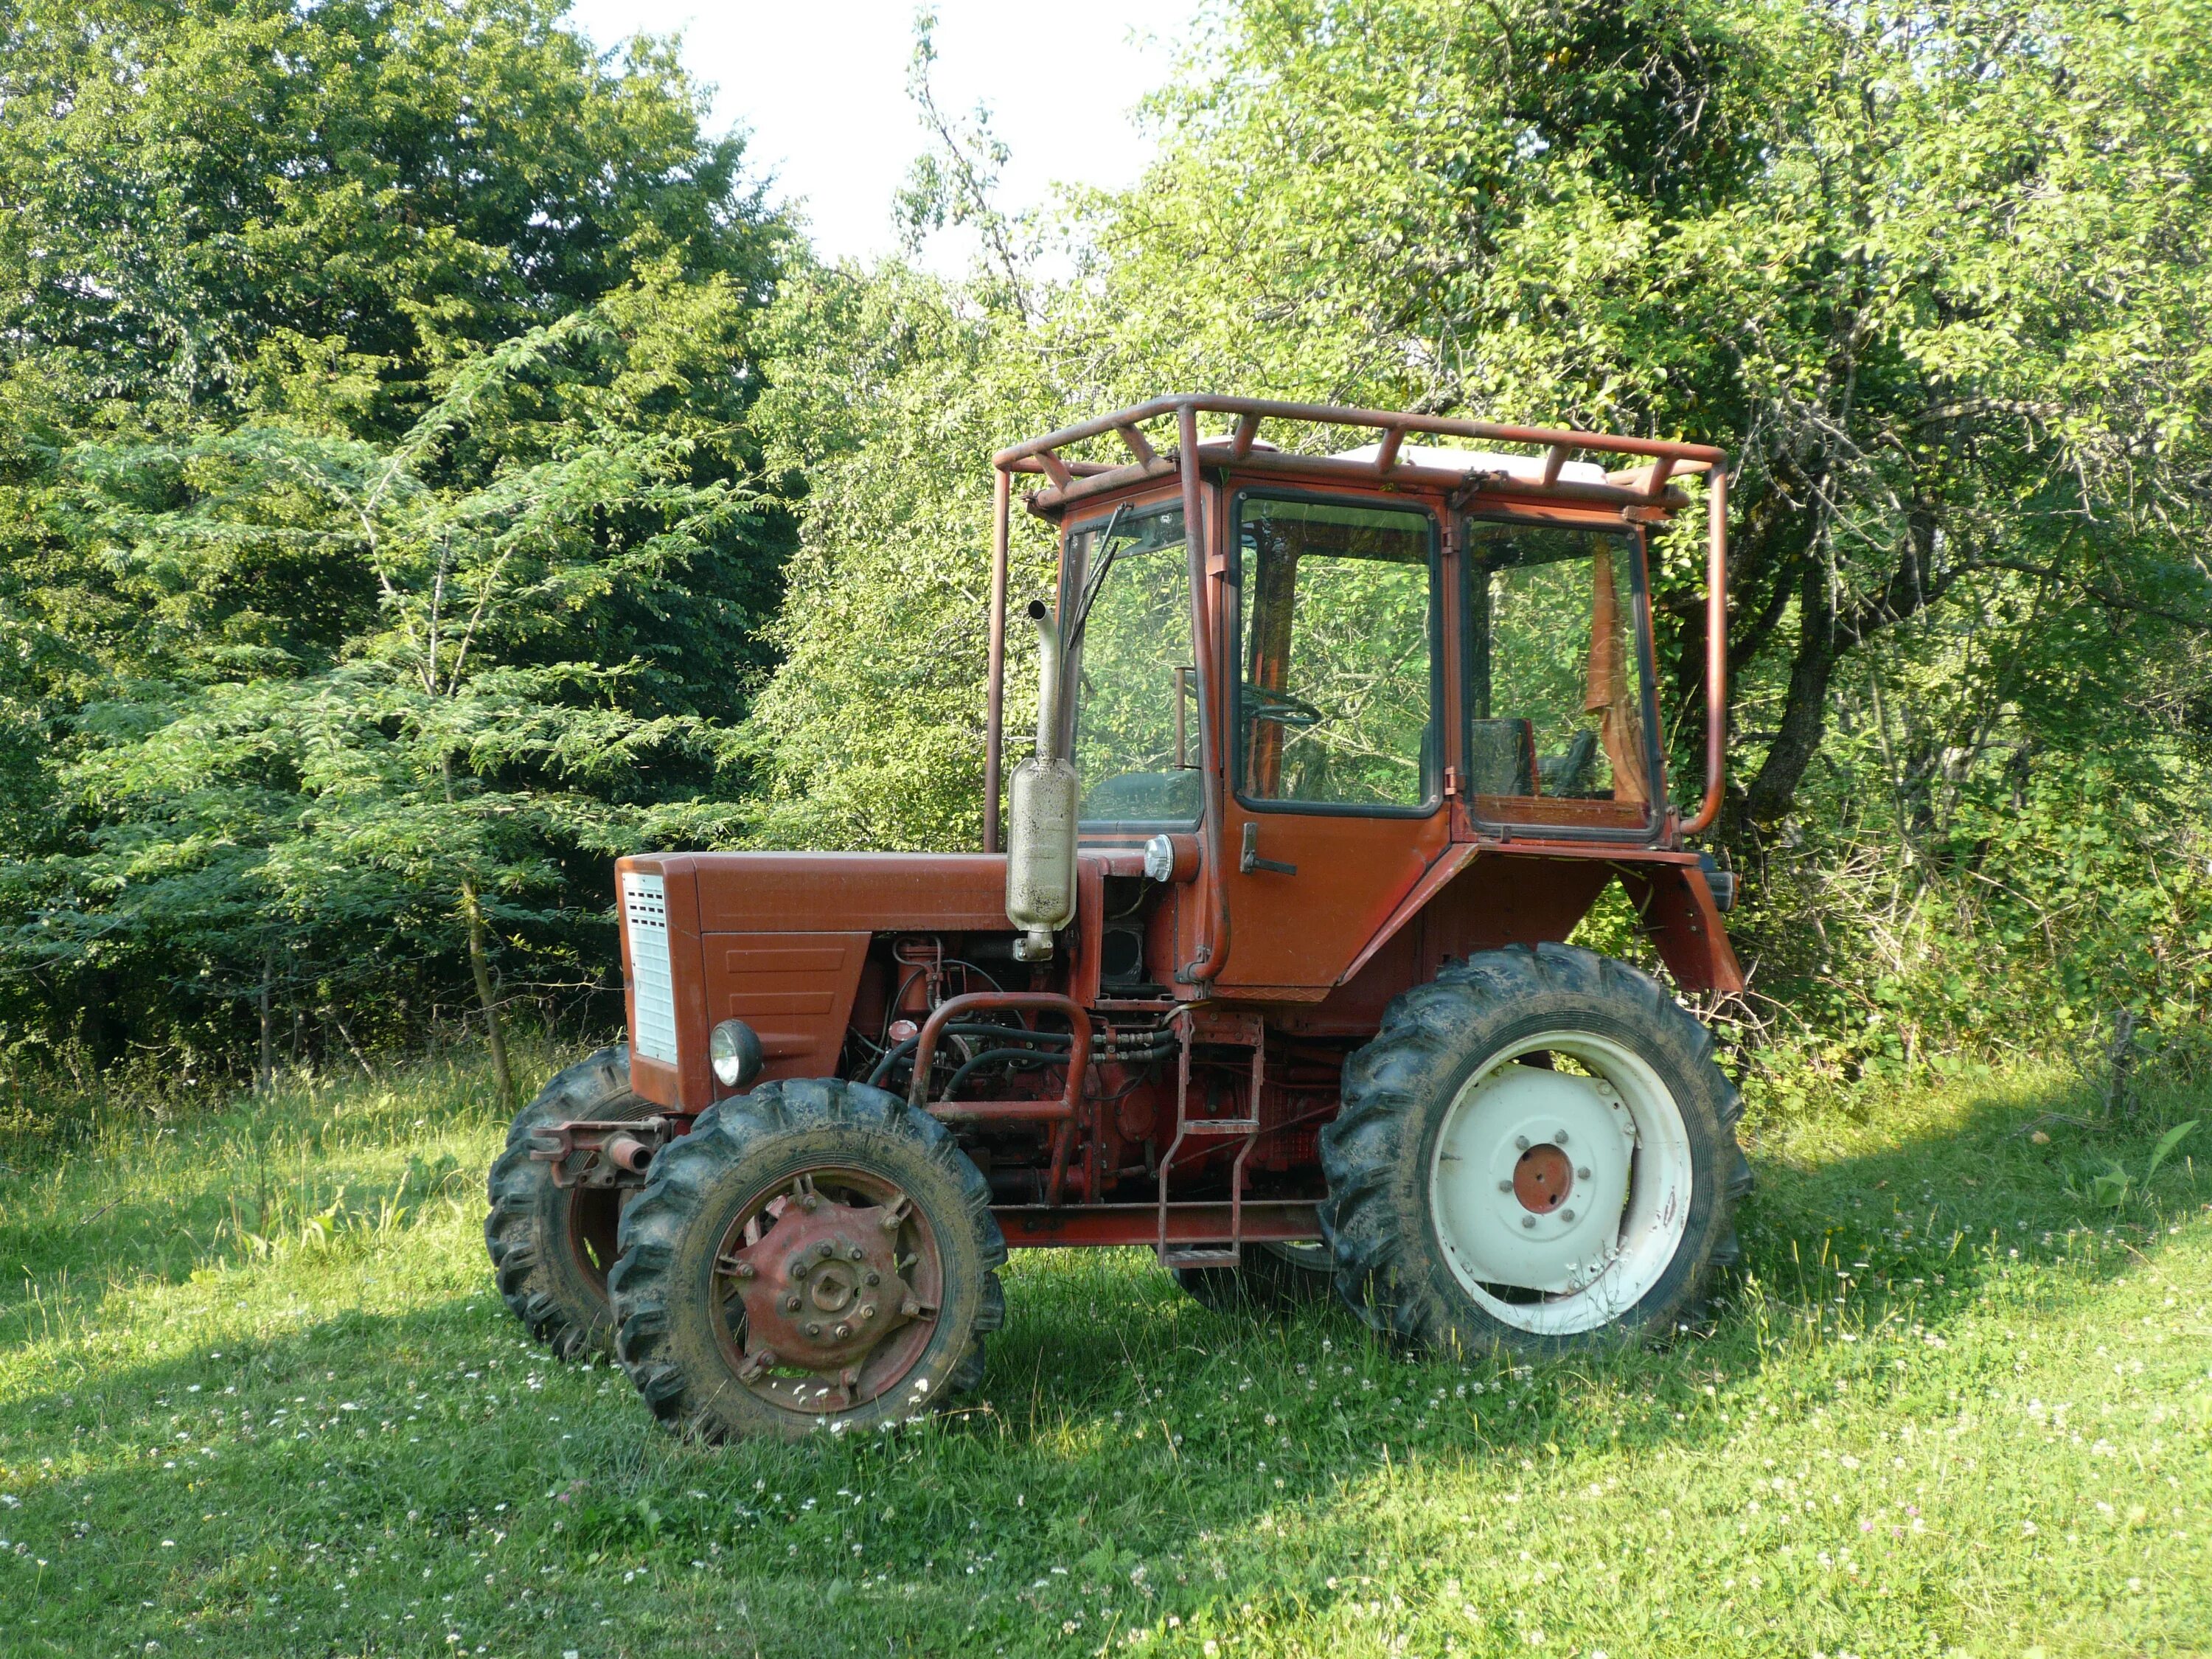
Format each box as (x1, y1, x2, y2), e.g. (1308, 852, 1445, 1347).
(528, 1117, 678, 1189)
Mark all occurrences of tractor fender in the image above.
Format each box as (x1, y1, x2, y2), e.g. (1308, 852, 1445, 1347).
(1616, 859, 1745, 995)
(1335, 844, 1742, 997)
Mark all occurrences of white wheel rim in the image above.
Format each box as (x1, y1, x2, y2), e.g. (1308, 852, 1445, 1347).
(1427, 1029, 1693, 1336)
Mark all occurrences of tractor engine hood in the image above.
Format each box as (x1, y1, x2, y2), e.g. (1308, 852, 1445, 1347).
(613, 850, 1057, 1113)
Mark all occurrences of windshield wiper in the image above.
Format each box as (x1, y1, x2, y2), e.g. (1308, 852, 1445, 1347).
(1063, 503, 1128, 658)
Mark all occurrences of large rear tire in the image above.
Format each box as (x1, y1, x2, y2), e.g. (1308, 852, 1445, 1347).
(609, 1078, 1005, 1442)
(484, 1046, 654, 1360)
(1321, 943, 1750, 1359)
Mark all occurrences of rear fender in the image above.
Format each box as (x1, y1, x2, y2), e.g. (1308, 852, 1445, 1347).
(1334, 845, 1743, 999)
(1618, 861, 1744, 995)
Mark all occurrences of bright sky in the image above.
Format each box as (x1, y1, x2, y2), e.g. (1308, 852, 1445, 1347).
(560, 1, 1205, 271)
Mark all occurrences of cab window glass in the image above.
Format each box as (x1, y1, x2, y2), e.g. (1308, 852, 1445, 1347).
(1467, 522, 1652, 812)
(1237, 496, 1436, 810)
(1067, 504, 1200, 824)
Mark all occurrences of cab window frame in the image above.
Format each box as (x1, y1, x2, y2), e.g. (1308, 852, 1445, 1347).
(1458, 509, 1668, 843)
(1228, 487, 1446, 821)
(1060, 492, 1206, 835)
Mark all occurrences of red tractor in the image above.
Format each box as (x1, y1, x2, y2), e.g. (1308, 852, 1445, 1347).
(485, 397, 1748, 1441)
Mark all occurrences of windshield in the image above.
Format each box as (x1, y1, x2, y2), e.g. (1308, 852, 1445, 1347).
(1466, 521, 1656, 823)
(1065, 502, 1198, 825)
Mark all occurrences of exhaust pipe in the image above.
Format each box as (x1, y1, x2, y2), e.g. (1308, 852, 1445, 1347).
(1030, 599, 1065, 765)
(1004, 600, 1079, 960)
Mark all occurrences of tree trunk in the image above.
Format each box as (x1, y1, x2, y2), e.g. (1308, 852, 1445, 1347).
(257, 950, 276, 1095)
(462, 877, 515, 1105)
(1736, 559, 1840, 831)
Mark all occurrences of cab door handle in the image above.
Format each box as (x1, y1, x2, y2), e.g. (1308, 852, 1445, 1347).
(1239, 821, 1297, 876)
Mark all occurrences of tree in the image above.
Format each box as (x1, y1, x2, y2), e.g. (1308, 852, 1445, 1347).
(15, 310, 767, 1096)
(1077, 0, 2212, 830)
(742, 0, 2212, 1076)
(0, 0, 792, 1071)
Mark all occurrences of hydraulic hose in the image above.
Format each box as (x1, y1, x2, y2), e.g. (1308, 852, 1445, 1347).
(865, 1021, 1074, 1089)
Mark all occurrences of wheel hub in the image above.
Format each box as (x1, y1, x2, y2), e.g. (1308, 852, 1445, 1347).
(726, 1195, 917, 1374)
(711, 1172, 939, 1413)
(1512, 1141, 1573, 1212)
(1433, 1060, 1637, 1293)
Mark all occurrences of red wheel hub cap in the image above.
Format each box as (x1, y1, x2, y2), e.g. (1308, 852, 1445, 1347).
(714, 1172, 938, 1413)
(1512, 1142, 1574, 1213)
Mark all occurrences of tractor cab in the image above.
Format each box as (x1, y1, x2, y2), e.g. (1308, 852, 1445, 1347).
(986, 397, 1737, 1003)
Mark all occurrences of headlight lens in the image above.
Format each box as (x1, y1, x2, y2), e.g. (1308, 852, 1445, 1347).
(709, 1019, 762, 1090)
(1142, 833, 1176, 883)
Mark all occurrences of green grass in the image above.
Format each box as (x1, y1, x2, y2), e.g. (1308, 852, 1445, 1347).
(1, 1049, 2208, 1658)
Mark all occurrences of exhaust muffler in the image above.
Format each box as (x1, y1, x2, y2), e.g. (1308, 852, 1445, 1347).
(1004, 599, 1079, 961)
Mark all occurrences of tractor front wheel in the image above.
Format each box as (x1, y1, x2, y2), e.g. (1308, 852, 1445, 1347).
(1321, 944, 1750, 1359)
(484, 1046, 653, 1359)
(608, 1078, 1005, 1441)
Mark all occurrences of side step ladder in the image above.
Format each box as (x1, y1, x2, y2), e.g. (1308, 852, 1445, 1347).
(1156, 1012, 1265, 1270)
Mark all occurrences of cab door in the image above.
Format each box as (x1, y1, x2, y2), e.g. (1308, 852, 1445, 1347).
(1214, 490, 1455, 994)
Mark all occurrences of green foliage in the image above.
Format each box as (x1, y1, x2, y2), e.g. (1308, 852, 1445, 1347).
(5, 0, 2212, 1093)
(0, 0, 792, 1071)
(11, 308, 779, 1076)
(740, 262, 1064, 851)
(0, 0, 771, 422)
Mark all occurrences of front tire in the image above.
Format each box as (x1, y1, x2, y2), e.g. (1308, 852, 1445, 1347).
(608, 1078, 1006, 1442)
(1321, 943, 1749, 1358)
(484, 1046, 653, 1360)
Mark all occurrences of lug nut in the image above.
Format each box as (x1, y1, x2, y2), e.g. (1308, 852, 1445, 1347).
(816, 1240, 835, 1260)
(863, 1269, 880, 1286)
(900, 1296, 921, 1317)
(790, 1257, 810, 1280)
(1554, 1130, 1570, 1145)
(848, 1245, 866, 1262)
(858, 1302, 877, 1321)
(1520, 1215, 1536, 1229)
(1576, 1166, 1591, 1180)
(1514, 1135, 1530, 1150)
(731, 1262, 757, 1280)
(1496, 1180, 1513, 1194)
(834, 1323, 852, 1340)
(784, 1294, 801, 1312)
(805, 1322, 822, 1338)
(1560, 1209, 1576, 1223)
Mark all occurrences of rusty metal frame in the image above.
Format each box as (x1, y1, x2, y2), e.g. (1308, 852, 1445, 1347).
(905, 990, 1092, 1205)
(981, 394, 1732, 980)
(528, 1116, 675, 1189)
(995, 1198, 1321, 1248)
(1683, 464, 1730, 836)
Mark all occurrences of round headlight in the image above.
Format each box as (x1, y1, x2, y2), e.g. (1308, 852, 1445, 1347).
(709, 1019, 762, 1090)
(1142, 832, 1176, 883)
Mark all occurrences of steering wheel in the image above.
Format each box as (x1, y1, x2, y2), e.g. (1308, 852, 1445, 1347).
(1241, 683, 1326, 728)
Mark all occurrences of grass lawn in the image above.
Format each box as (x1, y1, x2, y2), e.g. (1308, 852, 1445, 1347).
(1, 1047, 2207, 1658)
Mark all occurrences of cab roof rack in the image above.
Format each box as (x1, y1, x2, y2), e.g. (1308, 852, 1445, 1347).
(994, 394, 1725, 517)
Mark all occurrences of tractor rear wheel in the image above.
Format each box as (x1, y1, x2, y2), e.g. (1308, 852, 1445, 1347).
(1173, 1241, 1338, 1315)
(1321, 943, 1750, 1359)
(608, 1078, 1005, 1441)
(484, 1046, 653, 1360)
